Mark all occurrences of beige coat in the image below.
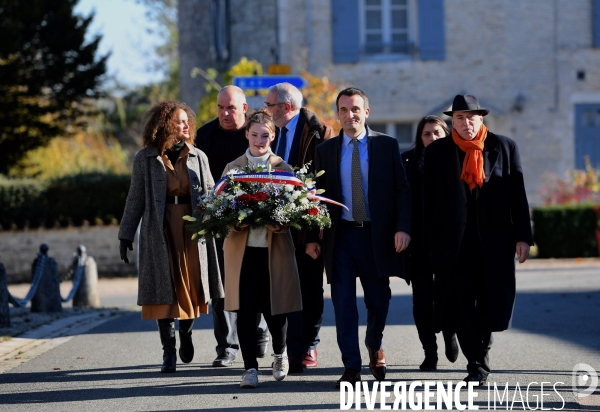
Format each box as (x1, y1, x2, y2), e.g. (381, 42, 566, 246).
(222, 153, 302, 316)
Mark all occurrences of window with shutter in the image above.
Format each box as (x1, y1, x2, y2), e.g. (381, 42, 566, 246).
(332, 0, 445, 62)
(363, 0, 412, 56)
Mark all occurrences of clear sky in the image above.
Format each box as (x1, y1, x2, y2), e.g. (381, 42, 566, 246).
(74, 0, 165, 86)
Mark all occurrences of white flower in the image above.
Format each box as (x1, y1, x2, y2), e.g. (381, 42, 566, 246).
(300, 198, 309, 205)
(285, 184, 294, 192)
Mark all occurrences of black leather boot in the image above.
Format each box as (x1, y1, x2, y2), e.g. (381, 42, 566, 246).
(157, 318, 176, 373)
(178, 319, 194, 364)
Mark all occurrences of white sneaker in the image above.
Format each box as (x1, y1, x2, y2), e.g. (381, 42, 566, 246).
(240, 368, 258, 388)
(272, 350, 289, 381)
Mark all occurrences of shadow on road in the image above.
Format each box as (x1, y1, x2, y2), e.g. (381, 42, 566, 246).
(86, 289, 600, 353)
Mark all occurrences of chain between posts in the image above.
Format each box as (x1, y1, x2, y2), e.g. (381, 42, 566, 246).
(61, 254, 85, 303)
(8, 253, 47, 308)
(8, 245, 86, 307)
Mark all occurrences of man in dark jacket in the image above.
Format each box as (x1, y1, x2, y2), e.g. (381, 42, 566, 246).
(265, 82, 333, 373)
(423, 94, 533, 385)
(305, 87, 412, 388)
(195, 85, 270, 367)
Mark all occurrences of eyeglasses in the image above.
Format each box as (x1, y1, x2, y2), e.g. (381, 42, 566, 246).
(264, 102, 285, 108)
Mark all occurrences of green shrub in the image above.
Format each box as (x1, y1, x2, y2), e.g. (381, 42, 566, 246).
(532, 204, 599, 258)
(0, 173, 130, 230)
(0, 177, 46, 229)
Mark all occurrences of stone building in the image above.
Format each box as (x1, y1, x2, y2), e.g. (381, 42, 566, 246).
(179, 0, 600, 205)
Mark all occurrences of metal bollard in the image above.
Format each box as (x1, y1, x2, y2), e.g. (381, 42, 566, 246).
(0, 261, 9, 327)
(31, 244, 62, 313)
(72, 246, 100, 308)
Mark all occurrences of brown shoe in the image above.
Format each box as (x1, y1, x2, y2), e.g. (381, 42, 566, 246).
(367, 346, 386, 381)
(302, 349, 318, 368)
(335, 368, 361, 389)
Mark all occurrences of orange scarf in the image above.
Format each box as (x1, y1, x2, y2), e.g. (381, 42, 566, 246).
(452, 123, 488, 191)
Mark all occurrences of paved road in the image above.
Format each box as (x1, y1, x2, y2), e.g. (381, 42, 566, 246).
(1, 264, 599, 411)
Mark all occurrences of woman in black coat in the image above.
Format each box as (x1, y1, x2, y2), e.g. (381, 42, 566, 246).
(401, 116, 458, 371)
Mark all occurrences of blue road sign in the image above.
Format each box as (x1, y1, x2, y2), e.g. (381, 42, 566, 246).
(233, 75, 307, 90)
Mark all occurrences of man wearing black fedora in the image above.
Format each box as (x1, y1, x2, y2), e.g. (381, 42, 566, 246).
(422, 94, 533, 385)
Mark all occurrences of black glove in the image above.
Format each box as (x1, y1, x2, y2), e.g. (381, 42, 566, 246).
(119, 240, 133, 264)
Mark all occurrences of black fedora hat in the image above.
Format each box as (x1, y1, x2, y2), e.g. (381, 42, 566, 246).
(443, 94, 489, 116)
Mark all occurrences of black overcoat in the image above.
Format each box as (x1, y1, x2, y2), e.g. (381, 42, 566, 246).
(310, 128, 412, 284)
(423, 132, 533, 332)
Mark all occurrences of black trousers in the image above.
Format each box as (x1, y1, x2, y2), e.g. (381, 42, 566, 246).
(452, 236, 493, 376)
(286, 229, 325, 360)
(212, 238, 269, 357)
(237, 247, 287, 370)
(411, 251, 438, 355)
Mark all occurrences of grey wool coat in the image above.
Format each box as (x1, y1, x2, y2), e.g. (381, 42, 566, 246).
(118, 143, 224, 306)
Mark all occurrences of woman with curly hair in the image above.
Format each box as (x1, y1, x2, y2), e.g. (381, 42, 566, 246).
(222, 110, 302, 388)
(118, 101, 224, 373)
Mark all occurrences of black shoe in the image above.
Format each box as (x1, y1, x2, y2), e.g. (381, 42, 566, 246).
(256, 341, 269, 358)
(443, 331, 459, 363)
(419, 354, 438, 371)
(463, 372, 488, 386)
(335, 368, 361, 389)
(161, 352, 176, 373)
(288, 357, 305, 374)
(212, 351, 236, 367)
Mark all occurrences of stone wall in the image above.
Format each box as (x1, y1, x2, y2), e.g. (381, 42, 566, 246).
(179, 0, 600, 205)
(0, 226, 136, 284)
(277, 0, 600, 205)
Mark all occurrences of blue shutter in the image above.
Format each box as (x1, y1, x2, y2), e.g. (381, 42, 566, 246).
(594, 0, 600, 47)
(418, 0, 445, 60)
(331, 0, 360, 63)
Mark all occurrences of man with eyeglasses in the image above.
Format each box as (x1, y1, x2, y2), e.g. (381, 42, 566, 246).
(264, 82, 333, 373)
(195, 85, 271, 368)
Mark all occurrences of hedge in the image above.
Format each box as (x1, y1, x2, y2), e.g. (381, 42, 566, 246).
(532, 204, 599, 258)
(0, 173, 130, 230)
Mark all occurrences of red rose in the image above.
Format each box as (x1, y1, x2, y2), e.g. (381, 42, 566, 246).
(237, 194, 251, 202)
(307, 208, 319, 216)
(254, 192, 268, 201)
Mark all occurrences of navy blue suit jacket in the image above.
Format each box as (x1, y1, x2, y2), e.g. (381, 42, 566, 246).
(310, 127, 412, 284)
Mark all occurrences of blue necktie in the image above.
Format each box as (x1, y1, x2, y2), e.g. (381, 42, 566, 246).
(276, 127, 288, 159)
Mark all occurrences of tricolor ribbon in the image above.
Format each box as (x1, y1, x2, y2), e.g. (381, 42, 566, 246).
(213, 170, 348, 210)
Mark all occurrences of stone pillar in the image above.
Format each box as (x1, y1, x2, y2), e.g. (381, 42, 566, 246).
(31, 244, 62, 313)
(73, 246, 100, 308)
(0, 262, 9, 327)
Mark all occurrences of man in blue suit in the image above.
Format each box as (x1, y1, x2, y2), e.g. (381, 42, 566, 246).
(305, 87, 412, 388)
